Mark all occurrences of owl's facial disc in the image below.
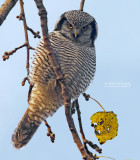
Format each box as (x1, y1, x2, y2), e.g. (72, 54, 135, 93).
(54, 10, 98, 45)
(59, 19, 94, 45)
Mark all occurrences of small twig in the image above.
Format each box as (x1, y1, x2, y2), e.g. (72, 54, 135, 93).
(27, 26, 41, 38)
(2, 0, 35, 86)
(21, 77, 29, 86)
(44, 120, 55, 143)
(74, 99, 90, 155)
(2, 43, 27, 61)
(83, 93, 90, 101)
(80, 0, 85, 11)
(2, 42, 34, 61)
(17, 13, 41, 39)
(19, 0, 30, 77)
(85, 140, 102, 154)
(75, 99, 102, 154)
(2, 0, 34, 81)
(0, 0, 18, 26)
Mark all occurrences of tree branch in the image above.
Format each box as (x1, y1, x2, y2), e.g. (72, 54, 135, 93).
(19, 0, 30, 77)
(2, 0, 36, 86)
(0, 0, 18, 26)
(80, 0, 85, 11)
(33, 0, 95, 159)
(2, 43, 29, 61)
(44, 120, 55, 143)
(74, 99, 102, 155)
(27, 26, 41, 38)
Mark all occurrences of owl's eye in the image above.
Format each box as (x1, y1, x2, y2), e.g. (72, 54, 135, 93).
(67, 23, 73, 29)
(82, 25, 88, 31)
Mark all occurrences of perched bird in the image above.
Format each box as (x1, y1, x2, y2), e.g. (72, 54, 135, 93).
(12, 10, 98, 148)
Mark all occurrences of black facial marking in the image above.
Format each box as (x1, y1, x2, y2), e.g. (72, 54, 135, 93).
(28, 84, 34, 102)
(54, 14, 66, 31)
(90, 21, 98, 45)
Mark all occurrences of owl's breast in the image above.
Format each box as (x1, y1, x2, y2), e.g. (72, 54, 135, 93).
(30, 31, 96, 99)
(50, 32, 96, 98)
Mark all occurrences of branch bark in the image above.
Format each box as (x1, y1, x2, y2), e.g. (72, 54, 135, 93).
(19, 0, 30, 77)
(33, 0, 94, 159)
(80, 0, 85, 11)
(2, 42, 34, 61)
(0, 0, 18, 26)
(75, 99, 102, 154)
(44, 120, 55, 143)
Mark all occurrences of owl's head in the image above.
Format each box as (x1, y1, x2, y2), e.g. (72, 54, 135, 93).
(54, 10, 98, 45)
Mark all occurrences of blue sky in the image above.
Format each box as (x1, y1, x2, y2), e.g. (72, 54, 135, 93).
(0, 0, 140, 160)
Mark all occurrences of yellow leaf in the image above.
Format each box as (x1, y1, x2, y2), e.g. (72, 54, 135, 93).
(90, 111, 118, 144)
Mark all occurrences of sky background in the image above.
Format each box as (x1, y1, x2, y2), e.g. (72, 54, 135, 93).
(0, 0, 140, 160)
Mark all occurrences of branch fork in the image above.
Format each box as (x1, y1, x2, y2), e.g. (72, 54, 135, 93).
(73, 100, 102, 157)
(2, 0, 40, 86)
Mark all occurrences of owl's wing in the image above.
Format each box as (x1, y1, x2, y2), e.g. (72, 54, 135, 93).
(29, 38, 57, 85)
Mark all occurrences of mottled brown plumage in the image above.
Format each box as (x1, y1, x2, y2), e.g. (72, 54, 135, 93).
(12, 10, 98, 148)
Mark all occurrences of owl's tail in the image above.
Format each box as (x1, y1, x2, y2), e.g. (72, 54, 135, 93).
(12, 108, 41, 149)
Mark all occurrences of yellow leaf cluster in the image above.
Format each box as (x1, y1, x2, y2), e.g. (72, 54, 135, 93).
(90, 111, 118, 144)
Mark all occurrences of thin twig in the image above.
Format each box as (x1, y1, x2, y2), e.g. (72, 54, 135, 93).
(85, 140, 102, 154)
(74, 100, 90, 154)
(75, 99, 102, 155)
(2, 43, 27, 61)
(80, 0, 85, 11)
(19, 0, 30, 77)
(16, 14, 41, 39)
(2, 0, 35, 86)
(27, 26, 41, 38)
(0, 0, 18, 26)
(21, 77, 29, 86)
(2, 42, 34, 61)
(44, 120, 55, 143)
(83, 93, 90, 101)
(33, 0, 94, 159)
(2, 0, 34, 81)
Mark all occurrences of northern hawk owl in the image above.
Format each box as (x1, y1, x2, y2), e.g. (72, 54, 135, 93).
(12, 10, 98, 148)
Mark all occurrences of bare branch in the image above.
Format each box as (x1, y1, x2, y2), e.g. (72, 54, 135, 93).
(85, 140, 102, 154)
(83, 93, 90, 101)
(0, 0, 18, 26)
(80, 0, 85, 11)
(2, 0, 35, 86)
(2, 43, 28, 61)
(44, 120, 55, 143)
(74, 99, 102, 155)
(21, 77, 29, 86)
(17, 14, 41, 38)
(27, 26, 41, 38)
(2, 42, 34, 61)
(19, 0, 30, 76)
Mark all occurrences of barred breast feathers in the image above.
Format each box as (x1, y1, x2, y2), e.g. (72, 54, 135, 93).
(29, 31, 96, 98)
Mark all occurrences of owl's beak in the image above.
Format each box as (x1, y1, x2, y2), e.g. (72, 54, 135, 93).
(74, 31, 78, 39)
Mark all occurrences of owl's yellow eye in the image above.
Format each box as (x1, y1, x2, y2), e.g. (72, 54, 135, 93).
(82, 25, 88, 31)
(68, 23, 73, 29)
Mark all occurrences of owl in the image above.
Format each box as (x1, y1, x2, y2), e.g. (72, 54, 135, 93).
(12, 10, 98, 148)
